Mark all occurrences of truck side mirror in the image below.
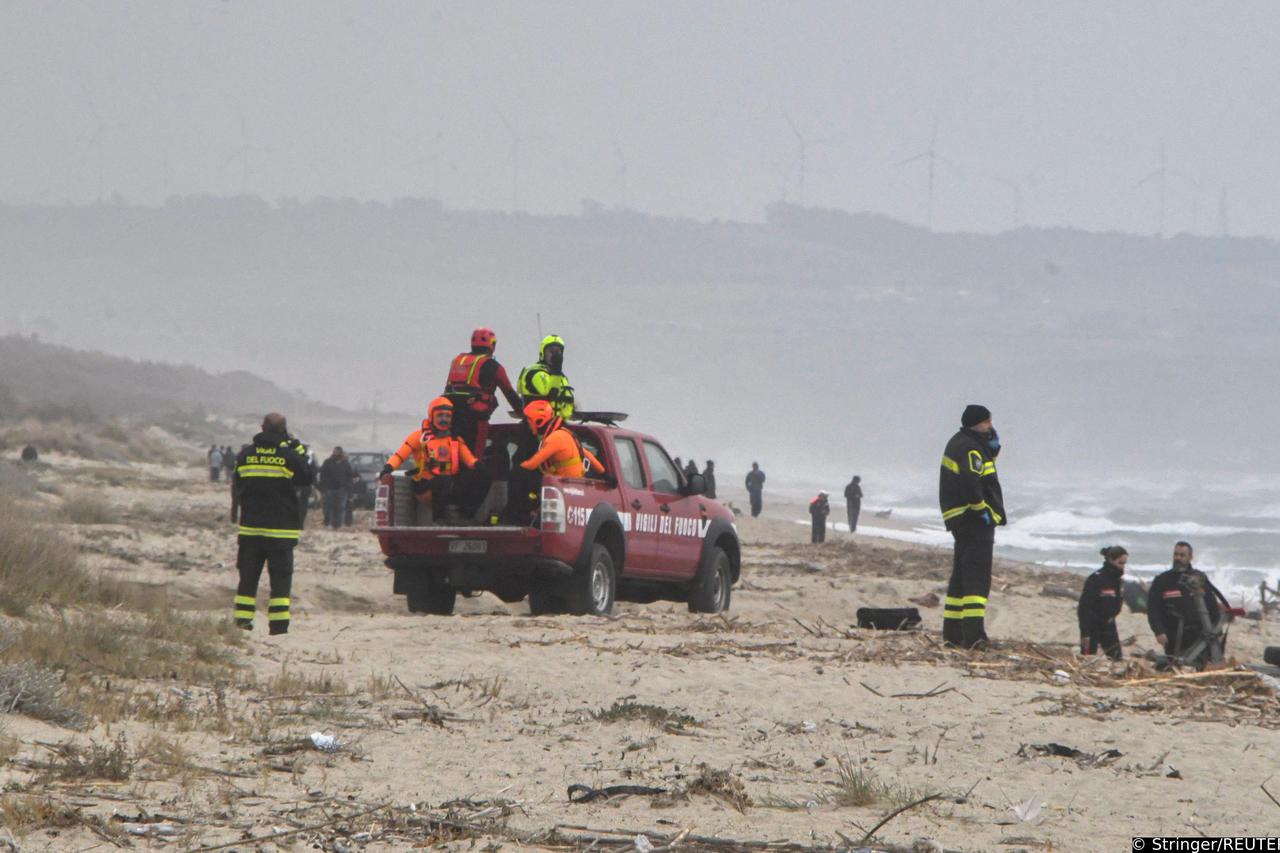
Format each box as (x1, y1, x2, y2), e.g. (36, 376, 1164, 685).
(683, 473, 706, 497)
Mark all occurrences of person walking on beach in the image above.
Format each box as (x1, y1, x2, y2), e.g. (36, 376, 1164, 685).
(844, 475, 862, 532)
(208, 445, 223, 481)
(809, 491, 830, 543)
(745, 462, 766, 518)
(1078, 545, 1127, 660)
(938, 404, 1006, 649)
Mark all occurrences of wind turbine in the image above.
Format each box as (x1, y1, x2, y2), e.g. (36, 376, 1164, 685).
(897, 123, 944, 228)
(613, 140, 629, 208)
(224, 116, 274, 195)
(992, 176, 1024, 229)
(1135, 143, 1201, 236)
(401, 129, 450, 198)
(497, 111, 539, 212)
(781, 110, 833, 207)
(77, 96, 107, 202)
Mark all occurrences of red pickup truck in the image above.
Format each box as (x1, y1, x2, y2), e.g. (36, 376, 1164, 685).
(371, 421, 740, 617)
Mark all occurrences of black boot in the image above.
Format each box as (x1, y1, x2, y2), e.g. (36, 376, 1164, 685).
(961, 617, 989, 650)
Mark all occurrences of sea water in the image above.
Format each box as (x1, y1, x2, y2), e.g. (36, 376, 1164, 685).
(777, 470, 1280, 607)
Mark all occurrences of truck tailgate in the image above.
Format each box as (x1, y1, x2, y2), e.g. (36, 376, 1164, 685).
(372, 526, 540, 557)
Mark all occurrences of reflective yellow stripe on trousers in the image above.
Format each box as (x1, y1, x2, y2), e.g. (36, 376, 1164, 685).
(234, 594, 255, 620)
(238, 526, 301, 539)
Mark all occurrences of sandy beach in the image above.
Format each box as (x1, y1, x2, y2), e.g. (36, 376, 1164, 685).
(1, 454, 1277, 851)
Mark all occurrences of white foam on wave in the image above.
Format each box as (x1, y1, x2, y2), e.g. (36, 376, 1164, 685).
(793, 519, 1080, 553)
(1012, 510, 1276, 538)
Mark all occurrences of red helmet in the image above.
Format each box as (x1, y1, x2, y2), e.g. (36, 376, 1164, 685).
(522, 400, 559, 436)
(471, 327, 497, 352)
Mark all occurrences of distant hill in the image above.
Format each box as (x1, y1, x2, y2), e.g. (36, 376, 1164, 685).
(0, 335, 352, 422)
(1, 197, 1278, 480)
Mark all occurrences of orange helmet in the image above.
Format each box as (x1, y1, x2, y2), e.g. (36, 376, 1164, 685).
(523, 399, 559, 436)
(471, 327, 497, 352)
(425, 396, 454, 433)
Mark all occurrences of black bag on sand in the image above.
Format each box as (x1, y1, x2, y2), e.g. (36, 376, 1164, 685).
(856, 607, 922, 630)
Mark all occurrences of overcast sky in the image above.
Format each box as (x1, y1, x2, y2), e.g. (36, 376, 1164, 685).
(2, 1, 1277, 236)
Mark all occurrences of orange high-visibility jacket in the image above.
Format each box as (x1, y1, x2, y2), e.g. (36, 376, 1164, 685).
(519, 428, 605, 478)
(387, 427, 477, 480)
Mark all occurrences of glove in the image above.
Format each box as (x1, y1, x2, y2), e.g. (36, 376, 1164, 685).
(980, 510, 992, 526)
(472, 461, 488, 476)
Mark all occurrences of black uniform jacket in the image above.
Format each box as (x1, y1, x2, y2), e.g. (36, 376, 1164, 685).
(234, 431, 313, 541)
(939, 428, 1006, 533)
(1146, 566, 1228, 640)
(1077, 562, 1124, 637)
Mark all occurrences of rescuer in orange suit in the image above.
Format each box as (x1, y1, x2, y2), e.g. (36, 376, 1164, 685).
(443, 327, 524, 457)
(518, 400, 605, 479)
(380, 397, 480, 522)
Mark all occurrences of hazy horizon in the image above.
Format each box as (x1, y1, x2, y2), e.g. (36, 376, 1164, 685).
(4, 2, 1280, 237)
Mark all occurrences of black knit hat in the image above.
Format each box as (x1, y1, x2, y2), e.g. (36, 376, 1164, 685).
(961, 404, 992, 428)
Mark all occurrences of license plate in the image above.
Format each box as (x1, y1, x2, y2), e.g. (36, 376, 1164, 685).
(448, 540, 487, 554)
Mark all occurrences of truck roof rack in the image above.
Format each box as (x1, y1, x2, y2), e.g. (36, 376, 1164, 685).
(570, 411, 629, 426)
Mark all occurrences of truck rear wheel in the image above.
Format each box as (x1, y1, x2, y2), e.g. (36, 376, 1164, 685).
(688, 547, 732, 614)
(406, 578, 456, 615)
(570, 543, 616, 616)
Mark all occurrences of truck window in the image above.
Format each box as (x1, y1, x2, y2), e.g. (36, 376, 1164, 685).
(642, 441, 681, 495)
(612, 437, 646, 489)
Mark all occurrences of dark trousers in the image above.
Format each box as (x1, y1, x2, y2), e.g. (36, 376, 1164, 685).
(422, 468, 496, 522)
(811, 518, 826, 543)
(451, 407, 491, 460)
(847, 503, 860, 532)
(323, 490, 347, 528)
(944, 527, 994, 648)
(235, 537, 294, 635)
(210, 466, 221, 482)
(748, 490, 762, 518)
(1083, 622, 1122, 660)
(503, 431, 541, 524)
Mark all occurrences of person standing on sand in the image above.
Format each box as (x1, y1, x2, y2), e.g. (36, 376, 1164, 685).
(703, 461, 717, 499)
(208, 445, 222, 481)
(319, 447, 355, 529)
(1078, 545, 1127, 660)
(745, 462, 766, 518)
(809, 491, 830, 543)
(844, 475, 862, 532)
(231, 413, 311, 635)
(938, 404, 1006, 649)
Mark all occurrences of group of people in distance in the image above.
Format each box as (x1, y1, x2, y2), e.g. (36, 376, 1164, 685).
(805, 475, 863, 544)
(377, 328, 604, 524)
(1078, 539, 1240, 667)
